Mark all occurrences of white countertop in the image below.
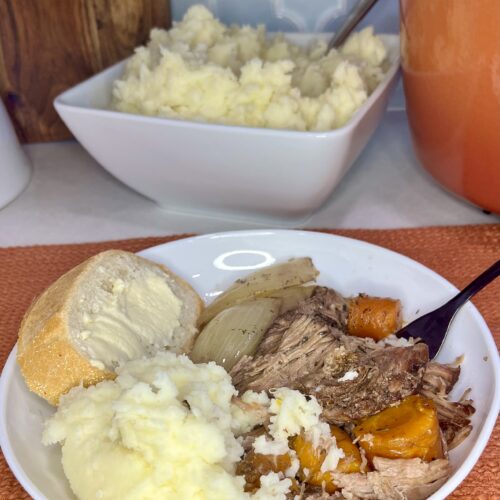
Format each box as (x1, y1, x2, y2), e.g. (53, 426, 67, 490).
(1, 109, 497, 248)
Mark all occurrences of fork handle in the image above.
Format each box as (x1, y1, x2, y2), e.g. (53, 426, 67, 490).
(327, 0, 379, 51)
(444, 259, 500, 312)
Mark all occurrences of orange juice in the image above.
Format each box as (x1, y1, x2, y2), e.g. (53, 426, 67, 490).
(400, 0, 500, 213)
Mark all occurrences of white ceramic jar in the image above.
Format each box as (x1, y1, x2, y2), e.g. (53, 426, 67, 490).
(0, 102, 31, 209)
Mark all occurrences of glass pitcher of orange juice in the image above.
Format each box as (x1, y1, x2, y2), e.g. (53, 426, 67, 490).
(400, 0, 500, 213)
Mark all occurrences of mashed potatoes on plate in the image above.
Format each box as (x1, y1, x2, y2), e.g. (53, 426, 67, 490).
(111, 5, 388, 131)
(43, 352, 327, 500)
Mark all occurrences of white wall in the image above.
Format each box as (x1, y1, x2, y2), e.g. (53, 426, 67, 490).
(171, 0, 399, 33)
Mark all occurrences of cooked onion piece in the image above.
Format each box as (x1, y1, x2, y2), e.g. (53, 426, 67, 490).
(199, 258, 319, 326)
(191, 298, 281, 370)
(258, 285, 316, 314)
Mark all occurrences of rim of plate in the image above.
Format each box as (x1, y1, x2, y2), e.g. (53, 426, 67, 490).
(1, 229, 499, 500)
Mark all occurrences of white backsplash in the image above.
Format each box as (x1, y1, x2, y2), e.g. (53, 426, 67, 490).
(171, 0, 399, 33)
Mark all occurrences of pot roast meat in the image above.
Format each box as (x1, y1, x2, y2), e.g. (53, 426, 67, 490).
(293, 287, 349, 331)
(230, 287, 429, 423)
(231, 312, 338, 392)
(419, 361, 475, 449)
(421, 361, 459, 393)
(302, 489, 343, 500)
(331, 457, 450, 500)
(232, 287, 377, 394)
(227, 285, 474, 499)
(299, 343, 429, 424)
(255, 287, 348, 356)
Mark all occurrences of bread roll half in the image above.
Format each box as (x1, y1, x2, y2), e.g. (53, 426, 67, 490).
(17, 250, 203, 405)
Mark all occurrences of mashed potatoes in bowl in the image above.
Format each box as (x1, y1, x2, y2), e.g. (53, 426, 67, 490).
(111, 5, 388, 131)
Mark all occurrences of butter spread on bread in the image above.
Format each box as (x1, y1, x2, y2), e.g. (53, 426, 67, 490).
(17, 250, 203, 405)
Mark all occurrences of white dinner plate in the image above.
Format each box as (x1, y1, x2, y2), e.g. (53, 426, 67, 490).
(1, 229, 499, 499)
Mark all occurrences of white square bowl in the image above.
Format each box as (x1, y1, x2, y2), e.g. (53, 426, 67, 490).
(55, 34, 400, 225)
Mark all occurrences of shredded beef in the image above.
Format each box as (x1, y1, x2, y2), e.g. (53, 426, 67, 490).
(255, 287, 348, 356)
(232, 313, 337, 392)
(419, 361, 474, 449)
(300, 343, 428, 424)
(302, 488, 343, 500)
(230, 288, 428, 423)
(230, 286, 472, 500)
(331, 457, 450, 500)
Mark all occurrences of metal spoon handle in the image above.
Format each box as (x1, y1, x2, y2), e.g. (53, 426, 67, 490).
(328, 0, 379, 51)
(444, 259, 500, 312)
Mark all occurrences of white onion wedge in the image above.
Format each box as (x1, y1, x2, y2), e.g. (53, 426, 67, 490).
(190, 298, 281, 370)
(199, 257, 319, 326)
(259, 285, 316, 313)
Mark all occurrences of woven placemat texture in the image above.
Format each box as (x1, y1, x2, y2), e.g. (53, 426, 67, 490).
(1, 225, 499, 499)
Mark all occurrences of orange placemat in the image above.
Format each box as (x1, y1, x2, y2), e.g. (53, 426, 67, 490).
(1, 226, 499, 499)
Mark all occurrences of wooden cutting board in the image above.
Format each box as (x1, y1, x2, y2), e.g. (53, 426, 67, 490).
(0, 0, 170, 143)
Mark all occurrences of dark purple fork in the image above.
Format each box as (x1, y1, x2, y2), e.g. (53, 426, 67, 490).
(396, 259, 500, 359)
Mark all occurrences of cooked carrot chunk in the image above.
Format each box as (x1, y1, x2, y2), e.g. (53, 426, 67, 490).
(292, 425, 362, 493)
(347, 295, 402, 340)
(353, 395, 444, 463)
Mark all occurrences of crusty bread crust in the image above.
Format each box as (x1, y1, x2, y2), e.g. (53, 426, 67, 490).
(17, 257, 113, 405)
(18, 316, 115, 405)
(17, 250, 203, 405)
